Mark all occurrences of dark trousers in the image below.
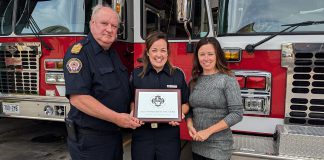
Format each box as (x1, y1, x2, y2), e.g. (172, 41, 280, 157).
(67, 131, 123, 160)
(131, 124, 180, 160)
(192, 152, 214, 160)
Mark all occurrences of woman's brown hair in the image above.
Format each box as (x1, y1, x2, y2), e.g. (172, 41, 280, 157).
(189, 37, 232, 89)
(138, 31, 175, 78)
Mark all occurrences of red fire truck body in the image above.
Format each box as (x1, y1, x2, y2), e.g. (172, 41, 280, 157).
(126, 1, 324, 159)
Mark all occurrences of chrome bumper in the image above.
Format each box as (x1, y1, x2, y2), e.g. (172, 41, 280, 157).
(0, 94, 70, 122)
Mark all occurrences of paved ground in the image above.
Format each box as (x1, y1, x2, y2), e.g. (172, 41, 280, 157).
(0, 118, 263, 160)
(0, 118, 69, 160)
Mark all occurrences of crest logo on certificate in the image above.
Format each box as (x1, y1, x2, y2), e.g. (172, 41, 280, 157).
(151, 95, 165, 107)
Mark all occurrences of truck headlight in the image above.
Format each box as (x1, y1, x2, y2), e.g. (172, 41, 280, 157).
(244, 97, 265, 112)
(45, 73, 65, 84)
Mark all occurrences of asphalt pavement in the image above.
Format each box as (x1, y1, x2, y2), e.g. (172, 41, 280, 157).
(0, 117, 257, 160)
(0, 118, 68, 160)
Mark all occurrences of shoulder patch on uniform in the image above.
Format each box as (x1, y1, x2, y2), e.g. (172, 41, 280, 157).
(71, 43, 82, 54)
(66, 58, 82, 73)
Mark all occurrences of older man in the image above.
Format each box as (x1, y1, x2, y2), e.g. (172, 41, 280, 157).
(64, 4, 140, 160)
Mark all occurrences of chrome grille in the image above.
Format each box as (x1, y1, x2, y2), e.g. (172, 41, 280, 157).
(282, 43, 324, 126)
(0, 42, 41, 95)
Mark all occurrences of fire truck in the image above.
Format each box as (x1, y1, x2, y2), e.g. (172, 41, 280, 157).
(1, 0, 324, 159)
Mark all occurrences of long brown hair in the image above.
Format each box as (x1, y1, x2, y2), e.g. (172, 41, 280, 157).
(190, 37, 232, 89)
(139, 31, 174, 78)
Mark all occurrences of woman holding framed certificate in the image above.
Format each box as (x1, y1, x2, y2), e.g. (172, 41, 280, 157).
(129, 31, 190, 160)
(186, 37, 243, 160)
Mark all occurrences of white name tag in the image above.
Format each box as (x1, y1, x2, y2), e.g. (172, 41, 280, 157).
(167, 85, 177, 88)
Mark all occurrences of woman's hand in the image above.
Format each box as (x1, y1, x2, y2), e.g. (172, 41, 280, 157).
(188, 125, 198, 139)
(181, 112, 185, 119)
(193, 119, 229, 141)
(194, 129, 212, 142)
(186, 118, 197, 138)
(169, 121, 180, 126)
(168, 112, 185, 126)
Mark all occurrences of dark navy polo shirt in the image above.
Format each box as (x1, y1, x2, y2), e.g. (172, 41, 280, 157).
(64, 33, 131, 131)
(130, 64, 189, 104)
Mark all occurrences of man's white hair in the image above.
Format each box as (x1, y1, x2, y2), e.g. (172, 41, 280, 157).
(91, 4, 120, 22)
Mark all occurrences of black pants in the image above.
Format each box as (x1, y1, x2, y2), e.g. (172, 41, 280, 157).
(192, 152, 231, 160)
(192, 152, 214, 160)
(131, 124, 180, 160)
(68, 130, 123, 160)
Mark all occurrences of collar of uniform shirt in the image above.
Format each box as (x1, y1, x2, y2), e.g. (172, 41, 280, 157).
(145, 63, 172, 76)
(87, 33, 108, 55)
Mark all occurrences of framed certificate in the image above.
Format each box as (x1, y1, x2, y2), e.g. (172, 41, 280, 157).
(134, 89, 181, 122)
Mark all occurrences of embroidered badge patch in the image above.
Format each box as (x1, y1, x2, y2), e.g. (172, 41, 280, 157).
(66, 58, 82, 73)
(71, 43, 82, 54)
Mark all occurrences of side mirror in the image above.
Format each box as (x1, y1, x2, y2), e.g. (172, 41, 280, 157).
(177, 0, 194, 53)
(176, 0, 192, 23)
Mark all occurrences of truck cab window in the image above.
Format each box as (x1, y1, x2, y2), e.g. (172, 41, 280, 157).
(220, 0, 324, 35)
(144, 4, 160, 37)
(15, 0, 95, 35)
(0, 1, 14, 35)
(142, 0, 209, 39)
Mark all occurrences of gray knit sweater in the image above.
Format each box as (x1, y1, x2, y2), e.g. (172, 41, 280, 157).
(188, 73, 243, 160)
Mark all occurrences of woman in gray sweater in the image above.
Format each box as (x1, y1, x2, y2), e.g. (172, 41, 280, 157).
(186, 37, 243, 160)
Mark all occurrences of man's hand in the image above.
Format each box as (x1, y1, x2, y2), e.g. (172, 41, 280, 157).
(115, 113, 141, 129)
(130, 110, 145, 125)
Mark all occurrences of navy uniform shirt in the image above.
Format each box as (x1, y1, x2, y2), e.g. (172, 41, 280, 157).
(63, 33, 131, 131)
(130, 64, 189, 105)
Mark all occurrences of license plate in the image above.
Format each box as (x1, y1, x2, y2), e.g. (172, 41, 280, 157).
(2, 103, 20, 114)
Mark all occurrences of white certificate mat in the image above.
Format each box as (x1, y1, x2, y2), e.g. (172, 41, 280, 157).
(135, 89, 181, 122)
